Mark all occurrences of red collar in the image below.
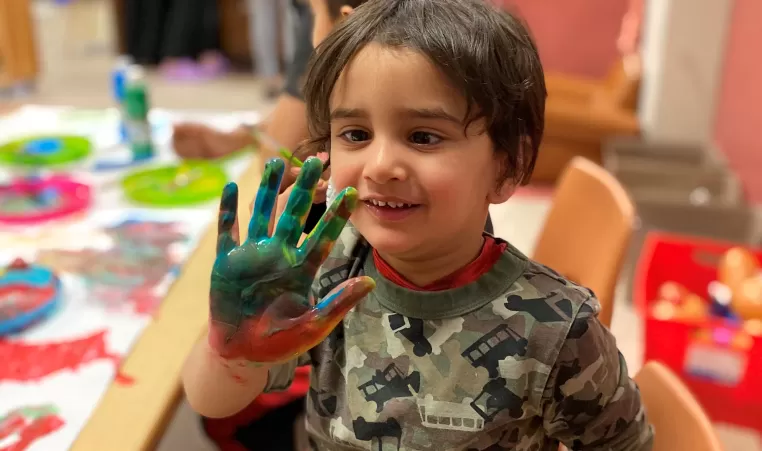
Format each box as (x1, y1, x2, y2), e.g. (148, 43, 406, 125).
(372, 236, 507, 291)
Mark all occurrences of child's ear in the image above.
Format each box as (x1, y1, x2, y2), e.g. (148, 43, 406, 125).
(487, 152, 518, 204)
(488, 137, 530, 204)
(488, 180, 515, 205)
(340, 5, 355, 17)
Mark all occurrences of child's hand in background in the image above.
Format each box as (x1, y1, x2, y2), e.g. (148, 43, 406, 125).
(172, 123, 256, 160)
(209, 157, 374, 364)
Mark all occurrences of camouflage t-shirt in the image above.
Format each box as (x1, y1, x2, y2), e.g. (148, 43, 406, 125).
(265, 225, 654, 451)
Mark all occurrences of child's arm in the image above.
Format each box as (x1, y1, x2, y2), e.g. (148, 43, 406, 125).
(182, 338, 270, 418)
(543, 297, 654, 450)
(258, 95, 310, 164)
(172, 95, 308, 163)
(182, 335, 308, 418)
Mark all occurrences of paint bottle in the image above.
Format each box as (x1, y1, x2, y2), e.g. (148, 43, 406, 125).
(123, 65, 155, 161)
(112, 56, 132, 142)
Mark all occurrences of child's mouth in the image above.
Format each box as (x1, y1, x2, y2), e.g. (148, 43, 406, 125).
(363, 199, 420, 221)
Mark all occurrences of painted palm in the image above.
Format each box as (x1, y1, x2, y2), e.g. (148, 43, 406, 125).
(209, 157, 374, 363)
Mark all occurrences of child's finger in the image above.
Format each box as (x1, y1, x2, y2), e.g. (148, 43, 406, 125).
(298, 187, 358, 274)
(312, 276, 375, 321)
(289, 153, 328, 178)
(217, 183, 240, 256)
(248, 158, 285, 241)
(257, 276, 375, 360)
(273, 157, 323, 246)
(269, 185, 293, 237)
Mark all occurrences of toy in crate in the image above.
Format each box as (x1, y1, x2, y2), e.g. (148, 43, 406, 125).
(636, 232, 762, 432)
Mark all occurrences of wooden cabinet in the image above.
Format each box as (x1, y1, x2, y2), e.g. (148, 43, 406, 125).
(0, 0, 39, 89)
(534, 58, 641, 184)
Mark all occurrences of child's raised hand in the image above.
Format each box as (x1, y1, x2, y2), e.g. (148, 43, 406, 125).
(208, 157, 374, 364)
(173, 123, 255, 160)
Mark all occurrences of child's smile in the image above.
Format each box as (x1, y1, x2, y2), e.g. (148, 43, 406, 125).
(360, 195, 422, 222)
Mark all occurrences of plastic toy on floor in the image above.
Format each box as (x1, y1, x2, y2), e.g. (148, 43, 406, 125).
(0, 135, 92, 168)
(0, 175, 91, 225)
(0, 258, 63, 336)
(121, 162, 228, 207)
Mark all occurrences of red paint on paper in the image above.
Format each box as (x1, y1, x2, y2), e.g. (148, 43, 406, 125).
(0, 407, 64, 451)
(115, 371, 135, 386)
(0, 330, 120, 382)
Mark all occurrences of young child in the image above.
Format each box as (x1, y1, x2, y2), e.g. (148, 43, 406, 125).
(183, 0, 654, 450)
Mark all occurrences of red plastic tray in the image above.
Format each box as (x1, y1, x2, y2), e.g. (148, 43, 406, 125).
(635, 231, 762, 431)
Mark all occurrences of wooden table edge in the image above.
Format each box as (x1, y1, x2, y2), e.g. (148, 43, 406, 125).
(71, 155, 264, 451)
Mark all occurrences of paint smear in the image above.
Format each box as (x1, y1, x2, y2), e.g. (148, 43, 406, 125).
(0, 405, 64, 451)
(0, 330, 120, 382)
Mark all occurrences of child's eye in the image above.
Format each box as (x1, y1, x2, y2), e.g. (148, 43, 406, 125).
(340, 130, 371, 142)
(409, 131, 442, 146)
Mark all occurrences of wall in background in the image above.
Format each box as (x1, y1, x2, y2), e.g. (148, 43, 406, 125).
(502, 0, 761, 203)
(504, 0, 627, 78)
(715, 0, 762, 203)
(637, 0, 734, 145)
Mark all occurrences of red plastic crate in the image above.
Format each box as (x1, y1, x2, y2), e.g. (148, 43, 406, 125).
(635, 231, 762, 431)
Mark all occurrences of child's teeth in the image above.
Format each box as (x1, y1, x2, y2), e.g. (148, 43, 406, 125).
(369, 200, 413, 208)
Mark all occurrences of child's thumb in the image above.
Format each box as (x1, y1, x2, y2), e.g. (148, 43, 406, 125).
(256, 277, 374, 358)
(312, 276, 375, 323)
(289, 276, 375, 349)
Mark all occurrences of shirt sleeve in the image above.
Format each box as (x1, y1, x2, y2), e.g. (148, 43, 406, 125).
(542, 298, 654, 451)
(262, 353, 312, 392)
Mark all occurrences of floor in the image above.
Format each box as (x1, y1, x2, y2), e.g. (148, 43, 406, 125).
(4, 0, 761, 449)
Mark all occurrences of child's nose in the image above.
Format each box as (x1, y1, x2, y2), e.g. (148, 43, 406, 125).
(361, 139, 408, 183)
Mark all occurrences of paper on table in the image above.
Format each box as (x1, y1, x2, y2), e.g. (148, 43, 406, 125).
(0, 106, 256, 451)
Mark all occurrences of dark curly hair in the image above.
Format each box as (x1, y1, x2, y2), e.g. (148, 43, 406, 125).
(302, 0, 546, 186)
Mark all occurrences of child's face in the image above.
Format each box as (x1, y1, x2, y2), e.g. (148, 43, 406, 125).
(309, 0, 352, 47)
(329, 43, 512, 258)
